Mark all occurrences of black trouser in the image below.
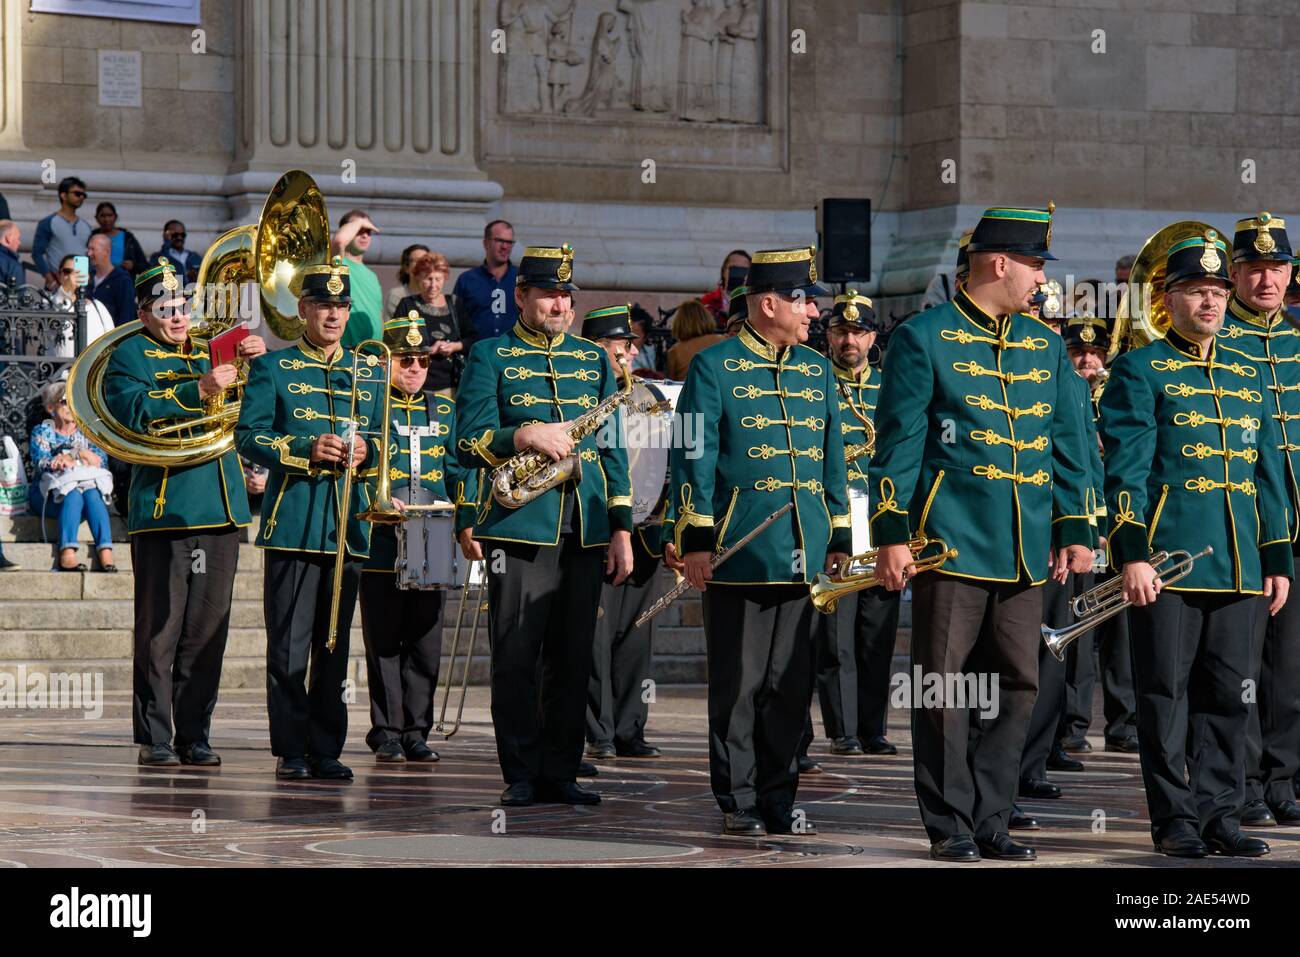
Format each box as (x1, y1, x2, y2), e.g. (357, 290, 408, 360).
(586, 544, 660, 749)
(1057, 621, 1096, 745)
(1129, 589, 1257, 837)
(131, 528, 239, 748)
(1020, 572, 1092, 781)
(702, 584, 816, 819)
(1246, 582, 1300, 807)
(359, 573, 444, 752)
(798, 585, 901, 754)
(263, 550, 359, 760)
(910, 573, 1042, 842)
(1096, 608, 1138, 743)
(486, 535, 604, 787)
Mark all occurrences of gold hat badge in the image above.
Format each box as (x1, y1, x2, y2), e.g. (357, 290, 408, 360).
(405, 309, 422, 347)
(1254, 211, 1277, 255)
(843, 287, 859, 322)
(556, 242, 574, 283)
(808, 244, 818, 283)
(156, 257, 179, 292)
(1200, 230, 1222, 272)
(327, 256, 346, 296)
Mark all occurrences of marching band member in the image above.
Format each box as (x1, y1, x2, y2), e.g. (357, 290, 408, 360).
(799, 290, 899, 762)
(106, 258, 266, 767)
(869, 205, 1095, 862)
(663, 245, 851, 837)
(581, 305, 663, 761)
(235, 257, 384, 781)
(1219, 213, 1300, 828)
(455, 243, 634, 807)
(1100, 229, 1292, 857)
(358, 312, 474, 763)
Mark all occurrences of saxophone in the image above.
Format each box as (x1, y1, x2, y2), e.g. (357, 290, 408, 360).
(491, 361, 635, 509)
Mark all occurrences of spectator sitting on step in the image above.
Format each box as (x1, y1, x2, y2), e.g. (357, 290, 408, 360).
(33, 176, 92, 289)
(88, 234, 135, 328)
(665, 298, 726, 381)
(50, 254, 114, 358)
(0, 219, 24, 289)
(90, 202, 148, 277)
(386, 243, 431, 318)
(395, 252, 466, 397)
(147, 220, 201, 286)
(28, 380, 116, 573)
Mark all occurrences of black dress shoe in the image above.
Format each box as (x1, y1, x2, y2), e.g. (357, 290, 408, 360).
(829, 736, 865, 756)
(1206, 829, 1270, 857)
(722, 809, 766, 836)
(536, 781, 601, 805)
(863, 735, 898, 755)
(1153, 828, 1208, 858)
(1105, 736, 1141, 753)
(615, 740, 662, 758)
(405, 741, 439, 762)
(1240, 799, 1277, 827)
(178, 742, 220, 766)
(276, 757, 311, 780)
(1018, 777, 1062, 800)
(976, 832, 1037, 861)
(1009, 805, 1040, 830)
(586, 742, 616, 760)
(764, 810, 817, 836)
(137, 744, 180, 767)
(797, 756, 823, 774)
(1270, 800, 1300, 826)
(500, 782, 535, 806)
(374, 740, 407, 763)
(929, 835, 980, 862)
(576, 760, 599, 777)
(1046, 746, 1085, 772)
(0, 556, 19, 571)
(1060, 737, 1093, 753)
(307, 757, 353, 780)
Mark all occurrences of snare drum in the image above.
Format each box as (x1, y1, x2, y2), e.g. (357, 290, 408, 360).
(395, 503, 461, 590)
(625, 380, 683, 525)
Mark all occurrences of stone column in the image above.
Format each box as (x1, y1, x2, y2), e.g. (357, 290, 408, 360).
(231, 0, 501, 265)
(0, 0, 24, 153)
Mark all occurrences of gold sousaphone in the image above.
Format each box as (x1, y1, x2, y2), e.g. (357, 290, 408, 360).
(67, 170, 331, 466)
(1109, 220, 1224, 363)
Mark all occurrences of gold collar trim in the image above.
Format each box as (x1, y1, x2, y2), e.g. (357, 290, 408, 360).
(953, 288, 1008, 337)
(1227, 296, 1281, 330)
(1165, 326, 1214, 360)
(738, 322, 778, 361)
(300, 334, 342, 364)
(514, 319, 565, 350)
(832, 358, 871, 387)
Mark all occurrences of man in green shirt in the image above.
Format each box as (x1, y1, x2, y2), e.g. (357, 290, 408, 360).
(335, 209, 384, 350)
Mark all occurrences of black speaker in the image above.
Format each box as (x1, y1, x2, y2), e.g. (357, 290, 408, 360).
(817, 198, 871, 284)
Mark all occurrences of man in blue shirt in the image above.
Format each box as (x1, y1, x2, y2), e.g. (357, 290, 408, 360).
(451, 219, 519, 342)
(0, 220, 24, 287)
(88, 233, 135, 327)
(33, 176, 92, 288)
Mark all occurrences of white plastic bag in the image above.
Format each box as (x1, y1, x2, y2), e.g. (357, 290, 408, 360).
(0, 435, 28, 515)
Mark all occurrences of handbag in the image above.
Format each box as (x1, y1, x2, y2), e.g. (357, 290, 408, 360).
(0, 435, 28, 515)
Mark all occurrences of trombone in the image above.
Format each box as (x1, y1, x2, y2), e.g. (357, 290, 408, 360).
(810, 536, 958, 614)
(324, 339, 404, 652)
(435, 559, 488, 739)
(1041, 546, 1212, 661)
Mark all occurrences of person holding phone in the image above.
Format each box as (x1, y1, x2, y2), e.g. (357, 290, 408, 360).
(699, 249, 751, 323)
(50, 254, 113, 358)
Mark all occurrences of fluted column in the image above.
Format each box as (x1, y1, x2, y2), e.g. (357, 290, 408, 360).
(0, 0, 25, 153)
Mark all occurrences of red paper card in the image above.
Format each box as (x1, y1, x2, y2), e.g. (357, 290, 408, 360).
(209, 323, 250, 367)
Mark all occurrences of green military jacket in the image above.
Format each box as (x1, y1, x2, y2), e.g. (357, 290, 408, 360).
(662, 323, 852, 585)
(454, 320, 633, 547)
(1100, 327, 1293, 592)
(1218, 296, 1300, 546)
(362, 389, 477, 574)
(103, 324, 251, 534)
(1063, 366, 1105, 548)
(868, 289, 1093, 584)
(832, 359, 878, 494)
(234, 337, 383, 557)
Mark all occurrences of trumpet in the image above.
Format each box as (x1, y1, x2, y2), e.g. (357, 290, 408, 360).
(810, 536, 957, 614)
(1042, 546, 1212, 662)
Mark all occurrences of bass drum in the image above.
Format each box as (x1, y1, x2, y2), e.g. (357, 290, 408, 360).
(626, 379, 683, 525)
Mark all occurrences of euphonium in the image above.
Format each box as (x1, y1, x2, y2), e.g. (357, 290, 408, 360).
(810, 536, 958, 614)
(490, 358, 635, 509)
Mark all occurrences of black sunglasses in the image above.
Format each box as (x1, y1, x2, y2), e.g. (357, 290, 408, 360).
(398, 355, 430, 368)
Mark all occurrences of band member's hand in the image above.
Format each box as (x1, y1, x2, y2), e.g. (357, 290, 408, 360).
(349, 435, 368, 467)
(390, 497, 407, 514)
(826, 551, 850, 576)
(1064, 544, 1093, 575)
(245, 470, 266, 494)
(683, 551, 713, 591)
(240, 335, 267, 359)
(458, 528, 483, 562)
(1122, 561, 1161, 607)
(876, 543, 916, 592)
(607, 529, 633, 586)
(311, 433, 348, 465)
(515, 422, 574, 462)
(198, 363, 239, 399)
(1264, 575, 1290, 616)
(663, 542, 686, 573)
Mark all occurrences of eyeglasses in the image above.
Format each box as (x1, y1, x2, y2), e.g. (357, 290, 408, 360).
(491, 238, 516, 246)
(398, 355, 431, 369)
(1177, 287, 1230, 302)
(168, 232, 187, 240)
(67, 191, 86, 199)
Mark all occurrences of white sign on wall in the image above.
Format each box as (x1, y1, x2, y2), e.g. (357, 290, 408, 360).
(98, 50, 142, 108)
(31, 0, 200, 26)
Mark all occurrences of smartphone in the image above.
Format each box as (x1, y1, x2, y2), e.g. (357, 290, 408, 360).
(72, 255, 89, 287)
(725, 265, 748, 292)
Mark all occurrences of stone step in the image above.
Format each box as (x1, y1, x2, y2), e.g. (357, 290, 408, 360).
(1, 513, 264, 544)
(0, 571, 267, 600)
(0, 540, 267, 571)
